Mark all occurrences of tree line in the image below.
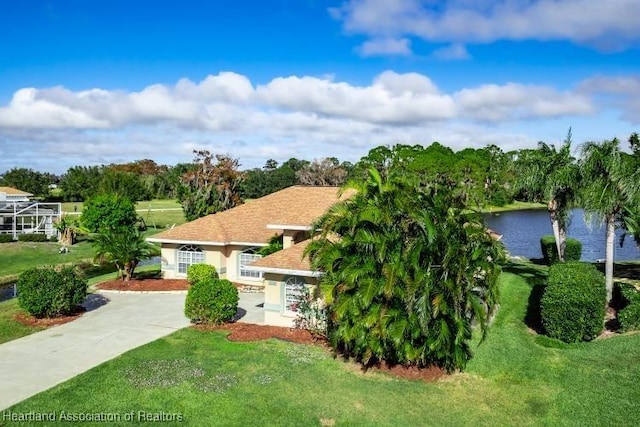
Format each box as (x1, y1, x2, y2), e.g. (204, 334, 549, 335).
(0, 142, 516, 206)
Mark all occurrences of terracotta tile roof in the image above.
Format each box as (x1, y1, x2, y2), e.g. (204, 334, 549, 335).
(0, 187, 32, 196)
(250, 239, 313, 272)
(147, 186, 348, 245)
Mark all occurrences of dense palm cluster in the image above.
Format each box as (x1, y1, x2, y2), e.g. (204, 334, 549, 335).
(306, 169, 504, 372)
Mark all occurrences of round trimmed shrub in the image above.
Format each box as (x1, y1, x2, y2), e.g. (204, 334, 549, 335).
(186, 263, 219, 284)
(541, 262, 605, 343)
(540, 235, 582, 265)
(184, 278, 238, 324)
(17, 266, 88, 318)
(616, 282, 640, 333)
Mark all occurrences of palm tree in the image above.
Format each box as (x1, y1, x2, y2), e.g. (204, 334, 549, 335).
(305, 169, 503, 372)
(580, 138, 637, 303)
(93, 227, 158, 281)
(513, 130, 579, 261)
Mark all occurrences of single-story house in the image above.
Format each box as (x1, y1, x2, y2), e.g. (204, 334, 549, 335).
(147, 186, 351, 325)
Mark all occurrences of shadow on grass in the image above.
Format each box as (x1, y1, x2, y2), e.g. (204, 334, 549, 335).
(135, 269, 162, 280)
(503, 260, 549, 333)
(593, 262, 640, 280)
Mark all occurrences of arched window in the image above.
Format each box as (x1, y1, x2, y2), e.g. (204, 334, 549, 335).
(177, 245, 205, 275)
(284, 276, 306, 314)
(239, 247, 262, 279)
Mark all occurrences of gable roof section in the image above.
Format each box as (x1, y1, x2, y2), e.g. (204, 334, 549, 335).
(0, 187, 33, 196)
(147, 186, 347, 246)
(249, 239, 318, 277)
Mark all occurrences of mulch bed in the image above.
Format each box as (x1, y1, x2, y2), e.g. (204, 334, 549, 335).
(14, 306, 86, 327)
(371, 363, 446, 382)
(196, 322, 321, 345)
(96, 278, 190, 291)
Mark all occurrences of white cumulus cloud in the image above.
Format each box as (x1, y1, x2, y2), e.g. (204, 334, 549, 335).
(0, 70, 628, 173)
(332, 0, 640, 51)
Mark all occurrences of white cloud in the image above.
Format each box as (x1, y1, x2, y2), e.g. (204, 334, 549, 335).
(0, 70, 627, 173)
(455, 83, 594, 121)
(578, 76, 640, 124)
(255, 71, 456, 124)
(432, 43, 471, 60)
(332, 0, 640, 51)
(358, 37, 412, 57)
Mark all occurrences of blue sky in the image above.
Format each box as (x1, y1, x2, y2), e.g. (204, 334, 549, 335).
(0, 0, 638, 173)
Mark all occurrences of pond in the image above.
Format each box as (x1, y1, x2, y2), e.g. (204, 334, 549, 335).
(484, 208, 640, 262)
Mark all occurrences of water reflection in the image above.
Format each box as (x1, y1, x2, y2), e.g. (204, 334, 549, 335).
(484, 209, 640, 262)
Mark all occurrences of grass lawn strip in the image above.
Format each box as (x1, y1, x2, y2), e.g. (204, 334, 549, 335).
(8, 264, 640, 426)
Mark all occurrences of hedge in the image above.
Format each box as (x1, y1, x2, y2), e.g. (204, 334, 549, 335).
(541, 262, 606, 343)
(17, 233, 49, 242)
(540, 235, 582, 265)
(17, 266, 88, 318)
(616, 282, 640, 333)
(184, 277, 239, 325)
(0, 234, 14, 243)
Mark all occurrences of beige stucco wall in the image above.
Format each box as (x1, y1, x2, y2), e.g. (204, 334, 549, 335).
(226, 245, 267, 285)
(160, 243, 229, 279)
(159, 243, 264, 285)
(263, 272, 318, 327)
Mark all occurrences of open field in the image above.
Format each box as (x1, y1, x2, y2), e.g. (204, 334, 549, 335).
(60, 199, 186, 228)
(61, 199, 182, 213)
(8, 263, 640, 426)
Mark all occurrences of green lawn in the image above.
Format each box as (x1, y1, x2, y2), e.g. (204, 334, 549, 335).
(0, 241, 96, 281)
(8, 263, 640, 426)
(0, 299, 45, 344)
(61, 199, 181, 213)
(60, 199, 186, 228)
(481, 200, 547, 213)
(139, 209, 186, 228)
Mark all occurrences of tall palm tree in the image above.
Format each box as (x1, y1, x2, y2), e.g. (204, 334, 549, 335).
(513, 130, 579, 261)
(94, 227, 158, 281)
(580, 138, 637, 303)
(305, 169, 503, 372)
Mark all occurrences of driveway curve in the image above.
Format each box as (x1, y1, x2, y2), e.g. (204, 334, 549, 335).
(0, 292, 189, 411)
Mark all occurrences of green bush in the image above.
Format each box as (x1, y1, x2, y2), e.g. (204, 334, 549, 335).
(540, 235, 582, 265)
(184, 277, 238, 324)
(0, 234, 14, 243)
(17, 233, 48, 242)
(186, 264, 219, 284)
(541, 262, 606, 343)
(616, 282, 640, 332)
(17, 266, 88, 318)
(49, 235, 59, 242)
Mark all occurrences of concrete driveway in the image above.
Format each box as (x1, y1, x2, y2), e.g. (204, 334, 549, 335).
(0, 289, 266, 411)
(0, 292, 189, 411)
(235, 292, 265, 325)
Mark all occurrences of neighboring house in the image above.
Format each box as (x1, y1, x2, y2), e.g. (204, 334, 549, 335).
(147, 186, 350, 289)
(0, 187, 61, 239)
(0, 187, 32, 202)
